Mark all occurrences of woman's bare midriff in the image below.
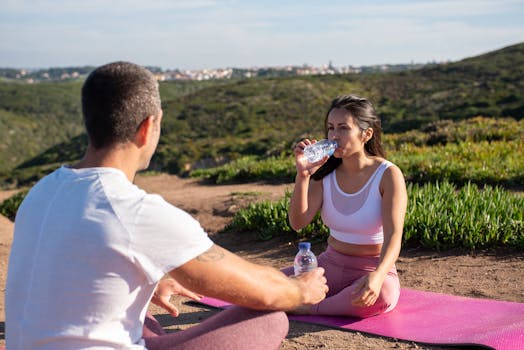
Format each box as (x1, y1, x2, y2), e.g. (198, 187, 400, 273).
(328, 235, 382, 256)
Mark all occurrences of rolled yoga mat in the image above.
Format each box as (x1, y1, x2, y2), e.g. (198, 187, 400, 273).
(198, 288, 524, 350)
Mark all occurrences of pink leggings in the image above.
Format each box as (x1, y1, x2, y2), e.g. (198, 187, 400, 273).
(283, 246, 400, 318)
(143, 306, 288, 350)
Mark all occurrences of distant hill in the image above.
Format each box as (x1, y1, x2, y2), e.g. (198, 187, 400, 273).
(151, 42, 524, 174)
(361, 42, 524, 131)
(0, 81, 84, 175)
(0, 42, 522, 187)
(0, 80, 217, 176)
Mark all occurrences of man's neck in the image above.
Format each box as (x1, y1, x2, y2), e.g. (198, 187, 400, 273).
(73, 144, 140, 182)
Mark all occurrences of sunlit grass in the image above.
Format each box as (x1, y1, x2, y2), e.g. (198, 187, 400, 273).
(224, 182, 524, 250)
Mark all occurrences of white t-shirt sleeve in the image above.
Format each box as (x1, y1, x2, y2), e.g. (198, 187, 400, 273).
(130, 194, 214, 283)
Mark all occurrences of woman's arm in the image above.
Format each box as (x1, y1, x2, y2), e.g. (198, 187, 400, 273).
(288, 139, 326, 231)
(288, 174, 323, 231)
(376, 164, 407, 279)
(351, 164, 407, 307)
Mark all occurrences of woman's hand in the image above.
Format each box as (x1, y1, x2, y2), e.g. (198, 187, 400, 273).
(151, 278, 203, 317)
(294, 139, 329, 178)
(350, 272, 384, 307)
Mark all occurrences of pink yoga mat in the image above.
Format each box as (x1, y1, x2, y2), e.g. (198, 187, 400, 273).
(199, 288, 524, 350)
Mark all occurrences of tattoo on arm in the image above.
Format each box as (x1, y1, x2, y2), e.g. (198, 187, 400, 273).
(197, 245, 225, 262)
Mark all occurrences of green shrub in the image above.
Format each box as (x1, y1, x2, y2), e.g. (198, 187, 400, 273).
(225, 191, 328, 241)
(390, 140, 523, 188)
(384, 117, 523, 148)
(0, 190, 28, 221)
(191, 155, 295, 184)
(404, 181, 523, 250)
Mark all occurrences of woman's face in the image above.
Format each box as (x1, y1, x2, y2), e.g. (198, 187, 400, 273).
(326, 108, 368, 158)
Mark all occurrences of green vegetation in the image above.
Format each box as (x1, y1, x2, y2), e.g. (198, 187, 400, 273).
(391, 139, 523, 188)
(0, 79, 221, 186)
(191, 117, 524, 190)
(384, 116, 523, 147)
(226, 191, 328, 241)
(1, 43, 523, 187)
(0, 190, 28, 221)
(0, 81, 84, 174)
(404, 182, 523, 250)
(1, 42, 523, 251)
(225, 182, 524, 250)
(365, 43, 524, 132)
(191, 155, 295, 184)
(198, 114, 523, 250)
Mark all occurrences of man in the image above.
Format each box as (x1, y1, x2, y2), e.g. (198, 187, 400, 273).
(5, 61, 328, 350)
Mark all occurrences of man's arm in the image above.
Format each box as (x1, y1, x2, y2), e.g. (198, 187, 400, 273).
(169, 244, 328, 311)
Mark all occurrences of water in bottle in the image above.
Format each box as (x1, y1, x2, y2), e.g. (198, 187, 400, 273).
(303, 139, 338, 163)
(294, 242, 318, 276)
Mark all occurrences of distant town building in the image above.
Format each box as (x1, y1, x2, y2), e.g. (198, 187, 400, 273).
(0, 62, 434, 83)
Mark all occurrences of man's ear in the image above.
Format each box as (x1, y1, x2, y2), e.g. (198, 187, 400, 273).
(135, 116, 155, 147)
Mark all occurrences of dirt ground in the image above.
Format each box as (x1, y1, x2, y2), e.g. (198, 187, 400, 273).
(1, 174, 523, 349)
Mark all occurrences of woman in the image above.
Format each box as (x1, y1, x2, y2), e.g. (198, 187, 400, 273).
(286, 94, 407, 318)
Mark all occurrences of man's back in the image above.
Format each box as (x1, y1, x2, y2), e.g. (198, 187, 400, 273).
(6, 166, 212, 349)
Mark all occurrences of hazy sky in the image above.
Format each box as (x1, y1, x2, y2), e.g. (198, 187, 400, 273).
(1, 0, 523, 70)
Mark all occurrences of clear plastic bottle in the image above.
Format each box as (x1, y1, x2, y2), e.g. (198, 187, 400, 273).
(294, 242, 318, 276)
(303, 139, 338, 163)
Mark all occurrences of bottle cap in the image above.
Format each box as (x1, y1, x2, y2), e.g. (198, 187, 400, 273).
(298, 242, 311, 250)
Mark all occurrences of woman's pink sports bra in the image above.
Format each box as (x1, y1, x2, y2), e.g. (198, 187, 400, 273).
(321, 160, 392, 245)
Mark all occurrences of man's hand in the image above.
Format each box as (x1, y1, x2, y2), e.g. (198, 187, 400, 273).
(151, 278, 203, 317)
(294, 267, 329, 305)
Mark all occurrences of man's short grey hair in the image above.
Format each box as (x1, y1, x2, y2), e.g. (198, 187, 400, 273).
(81, 61, 161, 148)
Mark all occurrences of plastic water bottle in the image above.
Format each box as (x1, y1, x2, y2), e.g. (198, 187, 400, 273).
(294, 242, 318, 276)
(303, 139, 338, 163)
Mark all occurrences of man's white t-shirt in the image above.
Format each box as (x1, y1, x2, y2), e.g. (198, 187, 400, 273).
(6, 166, 214, 349)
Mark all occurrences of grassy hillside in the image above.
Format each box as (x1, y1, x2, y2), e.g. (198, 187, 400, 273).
(149, 42, 524, 175)
(0, 80, 219, 184)
(363, 43, 524, 132)
(1, 43, 523, 187)
(152, 76, 360, 174)
(0, 81, 83, 173)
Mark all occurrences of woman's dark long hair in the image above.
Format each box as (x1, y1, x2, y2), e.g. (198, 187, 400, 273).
(312, 95, 384, 181)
